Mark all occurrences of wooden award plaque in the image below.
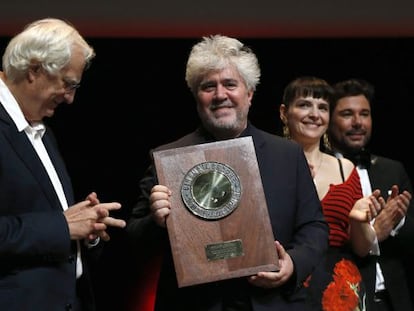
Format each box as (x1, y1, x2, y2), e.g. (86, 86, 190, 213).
(153, 136, 279, 287)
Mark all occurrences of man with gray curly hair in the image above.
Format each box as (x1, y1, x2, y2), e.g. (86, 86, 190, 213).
(127, 35, 328, 311)
(0, 18, 126, 311)
(184, 35, 260, 141)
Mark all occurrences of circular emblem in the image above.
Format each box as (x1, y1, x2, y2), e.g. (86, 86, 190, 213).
(181, 161, 242, 220)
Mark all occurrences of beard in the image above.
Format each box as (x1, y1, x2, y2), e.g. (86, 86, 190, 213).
(199, 108, 248, 140)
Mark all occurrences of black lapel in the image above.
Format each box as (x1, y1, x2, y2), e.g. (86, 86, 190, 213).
(0, 104, 73, 209)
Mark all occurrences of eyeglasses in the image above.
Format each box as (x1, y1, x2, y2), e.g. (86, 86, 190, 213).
(62, 77, 81, 93)
(34, 65, 81, 93)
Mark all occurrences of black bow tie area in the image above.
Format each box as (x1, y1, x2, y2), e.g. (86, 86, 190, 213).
(344, 149, 372, 169)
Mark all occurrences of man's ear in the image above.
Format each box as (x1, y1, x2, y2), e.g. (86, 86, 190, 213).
(27, 64, 41, 82)
(247, 89, 254, 105)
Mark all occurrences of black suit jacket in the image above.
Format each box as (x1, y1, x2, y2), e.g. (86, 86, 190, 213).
(358, 154, 414, 311)
(0, 104, 96, 311)
(127, 123, 329, 311)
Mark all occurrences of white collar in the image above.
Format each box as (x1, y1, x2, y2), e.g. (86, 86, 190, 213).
(0, 77, 34, 133)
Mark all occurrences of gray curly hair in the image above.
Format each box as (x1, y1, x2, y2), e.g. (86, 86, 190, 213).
(185, 35, 260, 94)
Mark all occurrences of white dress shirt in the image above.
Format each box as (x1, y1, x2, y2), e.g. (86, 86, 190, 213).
(335, 151, 405, 292)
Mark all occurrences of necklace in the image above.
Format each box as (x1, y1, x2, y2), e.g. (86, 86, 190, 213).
(312, 152, 323, 182)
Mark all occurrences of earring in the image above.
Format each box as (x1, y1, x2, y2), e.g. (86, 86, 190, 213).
(283, 125, 290, 139)
(323, 133, 331, 150)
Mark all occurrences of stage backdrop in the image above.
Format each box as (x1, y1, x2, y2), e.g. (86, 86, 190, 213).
(2, 0, 414, 37)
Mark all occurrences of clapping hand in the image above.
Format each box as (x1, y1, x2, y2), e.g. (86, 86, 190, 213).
(64, 192, 126, 242)
(350, 189, 386, 223)
(373, 185, 411, 241)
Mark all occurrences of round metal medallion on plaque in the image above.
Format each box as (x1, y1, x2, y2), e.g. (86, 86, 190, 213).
(181, 161, 242, 220)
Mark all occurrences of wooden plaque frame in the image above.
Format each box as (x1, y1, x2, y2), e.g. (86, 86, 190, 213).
(153, 136, 279, 287)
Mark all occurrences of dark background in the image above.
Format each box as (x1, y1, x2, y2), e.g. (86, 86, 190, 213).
(1, 36, 414, 310)
(42, 36, 414, 205)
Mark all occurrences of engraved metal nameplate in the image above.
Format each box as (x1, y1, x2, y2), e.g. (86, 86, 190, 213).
(205, 239, 244, 261)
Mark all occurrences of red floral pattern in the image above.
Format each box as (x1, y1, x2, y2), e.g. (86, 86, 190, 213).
(321, 259, 365, 311)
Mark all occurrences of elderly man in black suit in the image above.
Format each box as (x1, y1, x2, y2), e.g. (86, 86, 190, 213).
(0, 18, 126, 311)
